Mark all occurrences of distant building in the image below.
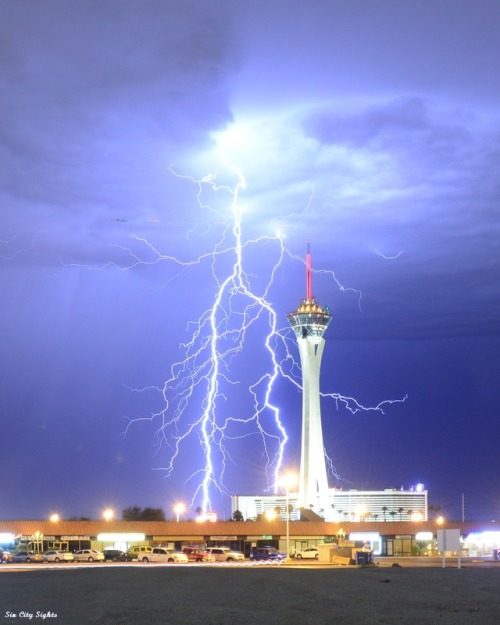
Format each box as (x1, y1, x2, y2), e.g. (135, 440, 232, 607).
(232, 488, 428, 522)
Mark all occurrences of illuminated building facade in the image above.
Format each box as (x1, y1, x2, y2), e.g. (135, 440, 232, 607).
(287, 243, 332, 511)
(232, 487, 428, 523)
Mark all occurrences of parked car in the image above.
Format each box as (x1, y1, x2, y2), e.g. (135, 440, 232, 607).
(137, 547, 188, 563)
(249, 546, 287, 561)
(13, 551, 43, 563)
(43, 550, 74, 563)
(294, 547, 319, 559)
(73, 549, 105, 562)
(182, 546, 215, 562)
(0, 549, 14, 563)
(204, 547, 244, 562)
(103, 549, 127, 561)
(126, 545, 152, 561)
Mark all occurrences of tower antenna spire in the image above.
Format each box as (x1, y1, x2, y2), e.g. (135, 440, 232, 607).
(306, 241, 312, 300)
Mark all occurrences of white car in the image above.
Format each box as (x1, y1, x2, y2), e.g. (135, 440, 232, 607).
(43, 550, 74, 563)
(73, 549, 105, 562)
(137, 547, 188, 563)
(204, 547, 244, 562)
(294, 547, 319, 559)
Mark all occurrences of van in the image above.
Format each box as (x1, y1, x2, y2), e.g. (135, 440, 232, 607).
(126, 545, 152, 560)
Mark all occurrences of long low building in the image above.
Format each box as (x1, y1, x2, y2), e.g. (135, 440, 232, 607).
(1, 519, 499, 558)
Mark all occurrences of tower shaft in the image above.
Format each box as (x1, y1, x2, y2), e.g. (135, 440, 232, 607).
(296, 336, 329, 509)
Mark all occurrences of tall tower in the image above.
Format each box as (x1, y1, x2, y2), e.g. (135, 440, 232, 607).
(288, 243, 332, 511)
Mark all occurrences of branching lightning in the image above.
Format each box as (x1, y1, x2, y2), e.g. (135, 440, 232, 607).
(113, 157, 407, 514)
(374, 249, 404, 260)
(121, 162, 292, 512)
(58, 139, 406, 514)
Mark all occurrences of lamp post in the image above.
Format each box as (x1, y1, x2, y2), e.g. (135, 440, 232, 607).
(281, 472, 297, 562)
(174, 502, 186, 522)
(103, 508, 114, 522)
(34, 531, 44, 553)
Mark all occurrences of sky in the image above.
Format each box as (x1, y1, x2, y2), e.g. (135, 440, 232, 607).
(1, 0, 499, 522)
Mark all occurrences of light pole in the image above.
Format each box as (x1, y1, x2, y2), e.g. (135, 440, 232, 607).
(281, 472, 297, 561)
(103, 508, 114, 522)
(174, 502, 186, 522)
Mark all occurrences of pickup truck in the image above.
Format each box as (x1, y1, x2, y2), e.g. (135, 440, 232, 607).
(136, 547, 188, 563)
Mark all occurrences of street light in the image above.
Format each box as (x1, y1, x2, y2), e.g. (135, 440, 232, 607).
(49, 514, 60, 523)
(103, 508, 114, 522)
(174, 502, 186, 522)
(281, 472, 297, 561)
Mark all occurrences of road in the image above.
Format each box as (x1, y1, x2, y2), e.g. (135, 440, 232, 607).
(1, 555, 498, 572)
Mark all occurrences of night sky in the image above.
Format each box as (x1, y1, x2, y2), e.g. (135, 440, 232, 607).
(1, 0, 499, 522)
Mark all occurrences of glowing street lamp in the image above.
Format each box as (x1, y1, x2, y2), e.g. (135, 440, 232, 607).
(174, 502, 186, 522)
(281, 472, 297, 561)
(49, 514, 60, 523)
(265, 510, 277, 521)
(103, 508, 114, 522)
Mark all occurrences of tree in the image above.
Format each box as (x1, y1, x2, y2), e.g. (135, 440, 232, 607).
(142, 507, 165, 521)
(389, 510, 397, 521)
(428, 504, 442, 519)
(122, 506, 142, 521)
(232, 510, 244, 522)
(382, 506, 388, 521)
(398, 507, 404, 521)
(122, 506, 165, 521)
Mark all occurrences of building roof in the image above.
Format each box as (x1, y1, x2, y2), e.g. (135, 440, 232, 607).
(1, 519, 499, 538)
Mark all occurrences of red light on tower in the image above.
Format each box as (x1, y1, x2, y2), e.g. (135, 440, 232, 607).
(306, 240, 312, 301)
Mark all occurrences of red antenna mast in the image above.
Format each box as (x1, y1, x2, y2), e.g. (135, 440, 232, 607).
(306, 241, 312, 300)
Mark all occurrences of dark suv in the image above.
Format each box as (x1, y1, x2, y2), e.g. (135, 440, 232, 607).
(103, 549, 127, 561)
(249, 546, 286, 561)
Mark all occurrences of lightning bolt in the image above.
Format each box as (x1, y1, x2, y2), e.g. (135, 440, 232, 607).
(0, 232, 42, 261)
(374, 249, 404, 260)
(122, 161, 290, 512)
(61, 141, 406, 515)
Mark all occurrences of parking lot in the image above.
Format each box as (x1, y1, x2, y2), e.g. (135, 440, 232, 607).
(2, 560, 500, 625)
